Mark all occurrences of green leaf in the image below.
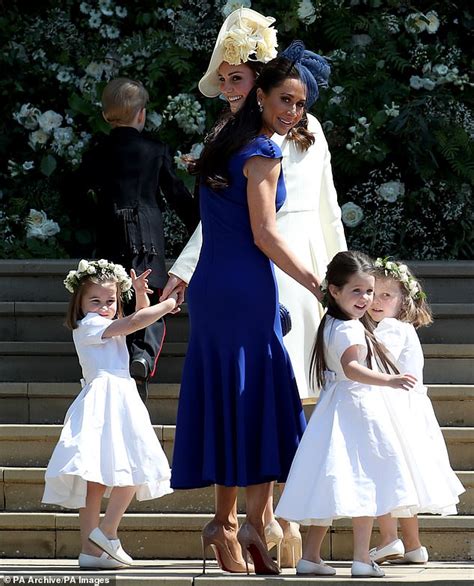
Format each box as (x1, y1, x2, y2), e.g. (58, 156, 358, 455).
(40, 155, 57, 177)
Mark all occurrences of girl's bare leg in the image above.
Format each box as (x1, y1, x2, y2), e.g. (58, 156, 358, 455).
(79, 481, 107, 555)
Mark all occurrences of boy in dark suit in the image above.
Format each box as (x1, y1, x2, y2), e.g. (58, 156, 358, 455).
(77, 78, 199, 402)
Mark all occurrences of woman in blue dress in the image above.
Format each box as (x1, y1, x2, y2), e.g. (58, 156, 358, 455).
(171, 43, 324, 575)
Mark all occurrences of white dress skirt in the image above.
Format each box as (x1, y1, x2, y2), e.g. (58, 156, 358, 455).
(168, 114, 347, 399)
(42, 313, 172, 509)
(275, 317, 422, 525)
(374, 318, 464, 515)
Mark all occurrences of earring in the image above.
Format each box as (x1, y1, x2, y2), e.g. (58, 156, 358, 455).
(258, 102, 263, 113)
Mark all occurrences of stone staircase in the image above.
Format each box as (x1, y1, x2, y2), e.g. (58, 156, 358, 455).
(0, 260, 473, 568)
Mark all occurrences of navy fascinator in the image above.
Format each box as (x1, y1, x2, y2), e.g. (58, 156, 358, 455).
(280, 40, 330, 107)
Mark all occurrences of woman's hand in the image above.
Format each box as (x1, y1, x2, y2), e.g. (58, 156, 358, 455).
(386, 373, 418, 391)
(160, 274, 187, 305)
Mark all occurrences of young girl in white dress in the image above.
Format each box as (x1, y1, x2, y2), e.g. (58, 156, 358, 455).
(367, 259, 464, 565)
(275, 251, 421, 578)
(42, 259, 178, 569)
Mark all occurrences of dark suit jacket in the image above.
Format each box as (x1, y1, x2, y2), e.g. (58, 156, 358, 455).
(76, 127, 199, 288)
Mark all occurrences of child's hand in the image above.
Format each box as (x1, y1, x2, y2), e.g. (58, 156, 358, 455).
(387, 373, 417, 391)
(131, 269, 153, 295)
(167, 289, 181, 314)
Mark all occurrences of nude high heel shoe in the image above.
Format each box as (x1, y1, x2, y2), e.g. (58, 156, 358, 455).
(280, 521, 303, 568)
(201, 519, 251, 574)
(238, 522, 280, 575)
(264, 519, 283, 566)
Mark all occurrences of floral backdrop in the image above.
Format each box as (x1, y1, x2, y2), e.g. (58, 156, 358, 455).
(1, 0, 473, 259)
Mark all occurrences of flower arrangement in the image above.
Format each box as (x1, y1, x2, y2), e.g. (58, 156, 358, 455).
(1, 0, 472, 260)
(222, 14, 277, 66)
(64, 259, 133, 300)
(374, 257, 425, 301)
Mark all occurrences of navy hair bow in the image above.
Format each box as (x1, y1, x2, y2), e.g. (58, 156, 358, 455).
(281, 40, 330, 107)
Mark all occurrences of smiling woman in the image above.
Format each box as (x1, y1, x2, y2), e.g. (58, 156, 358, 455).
(169, 44, 325, 576)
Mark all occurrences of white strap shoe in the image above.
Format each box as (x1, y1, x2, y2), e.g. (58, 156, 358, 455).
(89, 527, 133, 565)
(78, 552, 126, 569)
(296, 558, 336, 575)
(351, 560, 385, 577)
(369, 538, 405, 563)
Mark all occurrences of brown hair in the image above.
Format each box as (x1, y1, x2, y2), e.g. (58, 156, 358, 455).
(101, 78, 149, 126)
(310, 251, 399, 390)
(374, 267, 433, 329)
(65, 276, 124, 330)
(286, 112, 315, 151)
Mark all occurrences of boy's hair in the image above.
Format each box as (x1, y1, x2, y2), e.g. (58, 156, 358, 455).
(310, 250, 399, 390)
(101, 78, 149, 126)
(65, 276, 124, 330)
(374, 265, 433, 329)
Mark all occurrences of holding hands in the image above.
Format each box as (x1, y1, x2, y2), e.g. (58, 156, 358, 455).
(160, 273, 187, 306)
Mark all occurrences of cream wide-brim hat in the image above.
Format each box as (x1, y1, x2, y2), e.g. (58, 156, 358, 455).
(198, 7, 277, 98)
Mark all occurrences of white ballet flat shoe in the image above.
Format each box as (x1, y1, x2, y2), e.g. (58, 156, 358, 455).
(390, 545, 429, 564)
(351, 560, 385, 577)
(89, 527, 133, 565)
(369, 538, 405, 563)
(78, 552, 126, 569)
(296, 558, 336, 575)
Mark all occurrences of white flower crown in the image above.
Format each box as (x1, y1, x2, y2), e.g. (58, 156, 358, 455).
(222, 18, 278, 66)
(64, 259, 133, 301)
(374, 257, 425, 300)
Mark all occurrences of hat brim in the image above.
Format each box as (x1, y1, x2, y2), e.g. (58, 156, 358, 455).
(198, 8, 276, 98)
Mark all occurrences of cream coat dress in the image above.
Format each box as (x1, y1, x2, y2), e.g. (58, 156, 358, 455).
(169, 114, 346, 399)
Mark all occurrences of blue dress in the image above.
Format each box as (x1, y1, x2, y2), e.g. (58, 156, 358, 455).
(171, 136, 306, 489)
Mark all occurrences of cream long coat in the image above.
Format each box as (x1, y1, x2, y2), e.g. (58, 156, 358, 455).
(169, 114, 346, 399)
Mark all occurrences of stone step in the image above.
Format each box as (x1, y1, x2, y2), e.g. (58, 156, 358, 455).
(408, 261, 474, 304)
(1, 560, 473, 585)
(0, 512, 472, 561)
(0, 424, 472, 471)
(1, 383, 473, 427)
(1, 342, 473, 383)
(0, 302, 189, 343)
(1, 467, 472, 515)
(0, 342, 186, 383)
(0, 260, 473, 303)
(1, 301, 473, 344)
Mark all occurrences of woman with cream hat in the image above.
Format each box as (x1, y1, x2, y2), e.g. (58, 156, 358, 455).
(162, 7, 346, 571)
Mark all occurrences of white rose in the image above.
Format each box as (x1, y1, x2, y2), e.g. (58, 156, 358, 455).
(29, 129, 50, 148)
(400, 274, 409, 283)
(341, 202, 364, 228)
(27, 209, 47, 226)
(53, 127, 74, 146)
(97, 259, 108, 268)
(426, 10, 440, 33)
(410, 75, 423, 90)
(297, 0, 316, 25)
(422, 78, 436, 90)
(385, 261, 395, 270)
(374, 258, 384, 268)
(87, 265, 96, 274)
(37, 110, 63, 133)
(433, 64, 448, 76)
(377, 181, 405, 203)
(78, 259, 90, 273)
(398, 264, 408, 273)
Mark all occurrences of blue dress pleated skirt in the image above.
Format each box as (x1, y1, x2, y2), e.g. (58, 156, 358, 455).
(171, 136, 306, 489)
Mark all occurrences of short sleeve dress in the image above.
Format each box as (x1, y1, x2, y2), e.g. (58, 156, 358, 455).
(275, 317, 422, 525)
(374, 318, 464, 514)
(42, 313, 173, 509)
(171, 136, 306, 489)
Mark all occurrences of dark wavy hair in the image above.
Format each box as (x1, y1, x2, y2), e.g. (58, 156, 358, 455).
(310, 251, 399, 390)
(191, 56, 308, 190)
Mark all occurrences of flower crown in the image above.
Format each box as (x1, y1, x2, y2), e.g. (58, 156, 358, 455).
(374, 257, 425, 300)
(222, 17, 278, 66)
(319, 278, 329, 308)
(64, 259, 133, 301)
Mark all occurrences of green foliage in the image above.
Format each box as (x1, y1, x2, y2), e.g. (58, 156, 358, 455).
(1, 0, 473, 259)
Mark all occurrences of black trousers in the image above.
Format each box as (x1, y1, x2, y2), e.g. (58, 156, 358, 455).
(124, 288, 166, 378)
